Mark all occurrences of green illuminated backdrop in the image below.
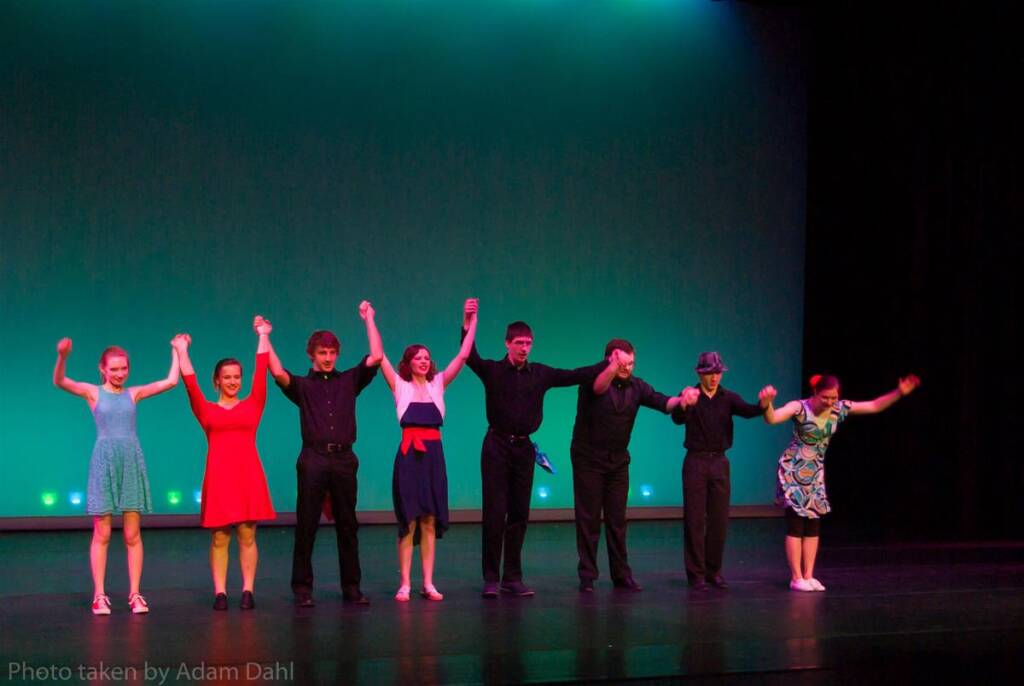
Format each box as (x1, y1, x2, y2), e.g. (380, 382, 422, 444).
(1, 1, 806, 517)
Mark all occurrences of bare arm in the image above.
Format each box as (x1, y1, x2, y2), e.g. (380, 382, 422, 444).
(171, 334, 195, 377)
(442, 298, 478, 387)
(592, 350, 622, 395)
(52, 338, 98, 405)
(848, 375, 921, 415)
(130, 339, 183, 402)
(764, 399, 801, 425)
(360, 300, 383, 367)
(379, 354, 398, 391)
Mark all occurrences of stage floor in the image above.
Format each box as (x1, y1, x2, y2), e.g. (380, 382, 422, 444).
(2, 519, 1023, 685)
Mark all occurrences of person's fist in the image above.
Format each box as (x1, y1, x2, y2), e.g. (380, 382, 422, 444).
(359, 300, 375, 320)
(57, 338, 72, 356)
(898, 374, 921, 397)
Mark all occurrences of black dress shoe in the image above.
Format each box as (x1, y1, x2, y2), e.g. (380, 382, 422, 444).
(294, 593, 315, 608)
(579, 578, 595, 593)
(689, 581, 710, 592)
(707, 575, 729, 589)
(613, 577, 643, 592)
(213, 593, 228, 611)
(342, 589, 370, 605)
(499, 581, 535, 597)
(481, 582, 499, 598)
(240, 590, 255, 610)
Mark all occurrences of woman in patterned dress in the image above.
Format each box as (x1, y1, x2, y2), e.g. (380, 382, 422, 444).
(762, 373, 920, 592)
(378, 298, 478, 602)
(53, 336, 183, 615)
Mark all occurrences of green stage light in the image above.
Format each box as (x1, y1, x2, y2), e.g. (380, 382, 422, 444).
(167, 491, 182, 506)
(41, 492, 57, 507)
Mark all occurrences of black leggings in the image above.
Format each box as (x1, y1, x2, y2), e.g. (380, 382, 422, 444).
(785, 508, 821, 538)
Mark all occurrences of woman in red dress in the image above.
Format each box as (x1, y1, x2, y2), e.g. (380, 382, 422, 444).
(173, 317, 276, 610)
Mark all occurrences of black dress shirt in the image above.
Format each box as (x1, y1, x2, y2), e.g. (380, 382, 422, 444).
(279, 356, 378, 448)
(670, 385, 764, 452)
(464, 334, 605, 436)
(572, 375, 672, 452)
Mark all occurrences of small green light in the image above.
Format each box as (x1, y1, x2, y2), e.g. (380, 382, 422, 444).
(167, 491, 182, 506)
(41, 492, 57, 507)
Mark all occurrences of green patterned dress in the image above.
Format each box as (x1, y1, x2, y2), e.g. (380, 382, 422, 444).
(87, 388, 153, 515)
(775, 399, 851, 518)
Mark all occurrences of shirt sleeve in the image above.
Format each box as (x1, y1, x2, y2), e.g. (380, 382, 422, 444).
(182, 373, 208, 428)
(461, 327, 487, 380)
(545, 360, 606, 389)
(638, 380, 673, 414)
(278, 369, 302, 406)
(730, 390, 766, 418)
(249, 352, 269, 419)
(352, 355, 379, 394)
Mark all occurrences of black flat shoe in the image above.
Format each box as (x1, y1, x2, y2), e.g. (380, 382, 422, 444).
(213, 593, 228, 611)
(613, 577, 643, 592)
(240, 590, 255, 610)
(579, 579, 595, 593)
(707, 575, 729, 589)
(342, 589, 370, 605)
(294, 593, 315, 608)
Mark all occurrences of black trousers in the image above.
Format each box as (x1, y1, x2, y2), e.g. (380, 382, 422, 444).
(571, 441, 632, 583)
(291, 448, 361, 594)
(480, 430, 536, 583)
(682, 451, 731, 583)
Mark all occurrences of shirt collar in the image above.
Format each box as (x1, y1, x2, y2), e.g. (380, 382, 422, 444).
(307, 367, 342, 380)
(503, 356, 531, 373)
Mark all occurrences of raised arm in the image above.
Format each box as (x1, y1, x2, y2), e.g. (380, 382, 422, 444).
(251, 317, 272, 408)
(360, 300, 383, 367)
(592, 350, 623, 395)
(173, 334, 208, 423)
(848, 375, 920, 415)
(443, 298, 478, 387)
(52, 338, 98, 405)
(254, 315, 291, 387)
(130, 338, 183, 402)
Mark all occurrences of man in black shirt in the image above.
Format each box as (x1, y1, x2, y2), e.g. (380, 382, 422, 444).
(268, 301, 383, 607)
(463, 314, 611, 597)
(572, 339, 684, 592)
(671, 351, 772, 591)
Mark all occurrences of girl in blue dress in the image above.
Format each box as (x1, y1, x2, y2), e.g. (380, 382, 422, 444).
(53, 336, 183, 615)
(762, 373, 920, 592)
(378, 298, 478, 601)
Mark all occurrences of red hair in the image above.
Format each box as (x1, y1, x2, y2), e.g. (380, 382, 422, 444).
(809, 374, 840, 394)
(98, 346, 129, 382)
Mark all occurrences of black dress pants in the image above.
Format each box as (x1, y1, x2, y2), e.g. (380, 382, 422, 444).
(571, 442, 632, 583)
(480, 430, 536, 583)
(291, 448, 361, 594)
(682, 451, 731, 583)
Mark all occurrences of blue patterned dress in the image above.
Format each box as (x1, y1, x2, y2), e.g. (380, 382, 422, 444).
(392, 402, 449, 541)
(776, 399, 851, 518)
(87, 389, 153, 515)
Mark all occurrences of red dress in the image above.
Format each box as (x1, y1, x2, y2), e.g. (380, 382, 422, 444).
(184, 352, 276, 528)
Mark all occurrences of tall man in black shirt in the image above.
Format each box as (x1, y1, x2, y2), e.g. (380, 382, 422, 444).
(573, 339, 684, 592)
(267, 301, 383, 607)
(463, 311, 611, 597)
(671, 351, 773, 591)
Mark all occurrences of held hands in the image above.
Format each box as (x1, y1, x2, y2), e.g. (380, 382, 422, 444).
(170, 334, 191, 352)
(463, 298, 478, 327)
(57, 337, 72, 357)
(680, 386, 700, 407)
(359, 300, 375, 321)
(253, 315, 273, 336)
(898, 374, 921, 397)
(758, 385, 777, 407)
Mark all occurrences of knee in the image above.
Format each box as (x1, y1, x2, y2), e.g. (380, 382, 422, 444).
(419, 517, 435, 535)
(211, 530, 231, 549)
(237, 526, 257, 548)
(122, 527, 142, 547)
(92, 527, 112, 546)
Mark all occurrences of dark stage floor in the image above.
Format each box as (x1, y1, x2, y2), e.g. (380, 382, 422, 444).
(2, 519, 1023, 685)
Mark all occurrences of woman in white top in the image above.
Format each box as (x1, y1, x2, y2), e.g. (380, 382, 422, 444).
(378, 298, 479, 601)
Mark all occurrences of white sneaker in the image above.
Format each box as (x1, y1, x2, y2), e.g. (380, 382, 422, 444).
(92, 594, 111, 615)
(128, 592, 149, 614)
(789, 578, 814, 592)
(807, 578, 826, 591)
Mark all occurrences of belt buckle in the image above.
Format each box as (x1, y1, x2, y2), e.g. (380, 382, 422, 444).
(326, 443, 343, 453)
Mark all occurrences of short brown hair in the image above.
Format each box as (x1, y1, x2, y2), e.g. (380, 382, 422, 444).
(603, 339, 635, 357)
(306, 330, 340, 357)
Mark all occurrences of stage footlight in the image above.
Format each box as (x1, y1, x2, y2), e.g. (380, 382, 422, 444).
(167, 491, 182, 506)
(41, 492, 57, 507)
(537, 486, 550, 499)
(69, 492, 83, 506)
(641, 485, 653, 498)
(193, 490, 202, 504)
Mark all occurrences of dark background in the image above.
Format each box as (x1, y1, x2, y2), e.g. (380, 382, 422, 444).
(802, 1, 1021, 540)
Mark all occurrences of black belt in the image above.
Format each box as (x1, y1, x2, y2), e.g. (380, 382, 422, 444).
(686, 450, 727, 457)
(488, 427, 531, 444)
(304, 441, 352, 455)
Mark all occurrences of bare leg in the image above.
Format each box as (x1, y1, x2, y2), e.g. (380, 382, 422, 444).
(122, 512, 144, 596)
(91, 515, 113, 596)
(397, 519, 417, 590)
(420, 516, 437, 589)
(210, 527, 231, 594)
(802, 536, 820, 580)
(236, 522, 258, 593)
(785, 535, 804, 581)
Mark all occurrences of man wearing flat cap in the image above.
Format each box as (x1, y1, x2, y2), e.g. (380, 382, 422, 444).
(672, 352, 773, 591)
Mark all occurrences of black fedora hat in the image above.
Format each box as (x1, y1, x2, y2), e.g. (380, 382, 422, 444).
(695, 351, 728, 374)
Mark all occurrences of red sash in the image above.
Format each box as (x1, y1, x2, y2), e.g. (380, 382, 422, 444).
(400, 427, 442, 455)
